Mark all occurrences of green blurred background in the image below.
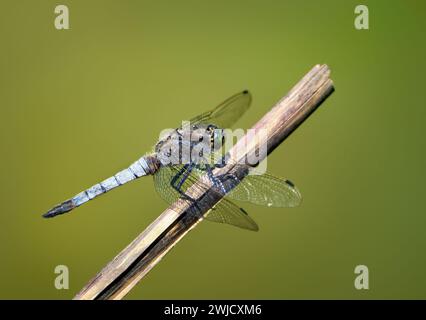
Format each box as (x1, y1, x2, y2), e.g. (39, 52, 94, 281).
(1, 0, 425, 299)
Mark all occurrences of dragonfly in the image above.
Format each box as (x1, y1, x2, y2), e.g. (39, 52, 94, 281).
(42, 90, 302, 231)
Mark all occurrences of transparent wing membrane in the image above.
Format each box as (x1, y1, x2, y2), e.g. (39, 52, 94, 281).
(189, 91, 252, 129)
(225, 168, 302, 208)
(153, 165, 259, 231)
(206, 199, 258, 231)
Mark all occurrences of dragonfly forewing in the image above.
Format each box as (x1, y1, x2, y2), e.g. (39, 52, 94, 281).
(189, 90, 251, 129)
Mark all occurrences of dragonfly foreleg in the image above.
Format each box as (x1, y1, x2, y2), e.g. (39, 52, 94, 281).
(213, 152, 233, 169)
(171, 163, 198, 203)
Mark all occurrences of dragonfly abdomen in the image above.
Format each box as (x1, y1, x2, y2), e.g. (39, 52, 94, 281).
(42, 155, 160, 218)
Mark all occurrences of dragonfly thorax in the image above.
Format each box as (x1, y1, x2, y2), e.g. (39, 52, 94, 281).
(155, 124, 225, 167)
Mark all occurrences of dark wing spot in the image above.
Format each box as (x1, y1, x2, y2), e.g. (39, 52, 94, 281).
(285, 179, 295, 188)
(240, 207, 249, 215)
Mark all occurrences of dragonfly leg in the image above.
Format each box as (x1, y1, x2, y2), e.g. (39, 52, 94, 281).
(171, 163, 198, 203)
(191, 160, 219, 188)
(213, 153, 231, 168)
(175, 163, 196, 191)
(172, 163, 206, 214)
(170, 164, 189, 190)
(215, 171, 242, 194)
(204, 163, 227, 194)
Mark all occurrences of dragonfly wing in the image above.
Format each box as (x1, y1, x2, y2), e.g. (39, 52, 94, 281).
(153, 165, 182, 205)
(153, 164, 210, 204)
(153, 164, 259, 231)
(225, 169, 302, 208)
(205, 198, 259, 231)
(189, 90, 251, 129)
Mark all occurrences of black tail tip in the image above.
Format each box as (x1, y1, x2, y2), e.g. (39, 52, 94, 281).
(42, 210, 59, 218)
(42, 200, 75, 219)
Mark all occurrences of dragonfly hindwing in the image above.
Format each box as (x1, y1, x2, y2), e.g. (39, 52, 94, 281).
(153, 164, 259, 231)
(225, 172, 302, 208)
